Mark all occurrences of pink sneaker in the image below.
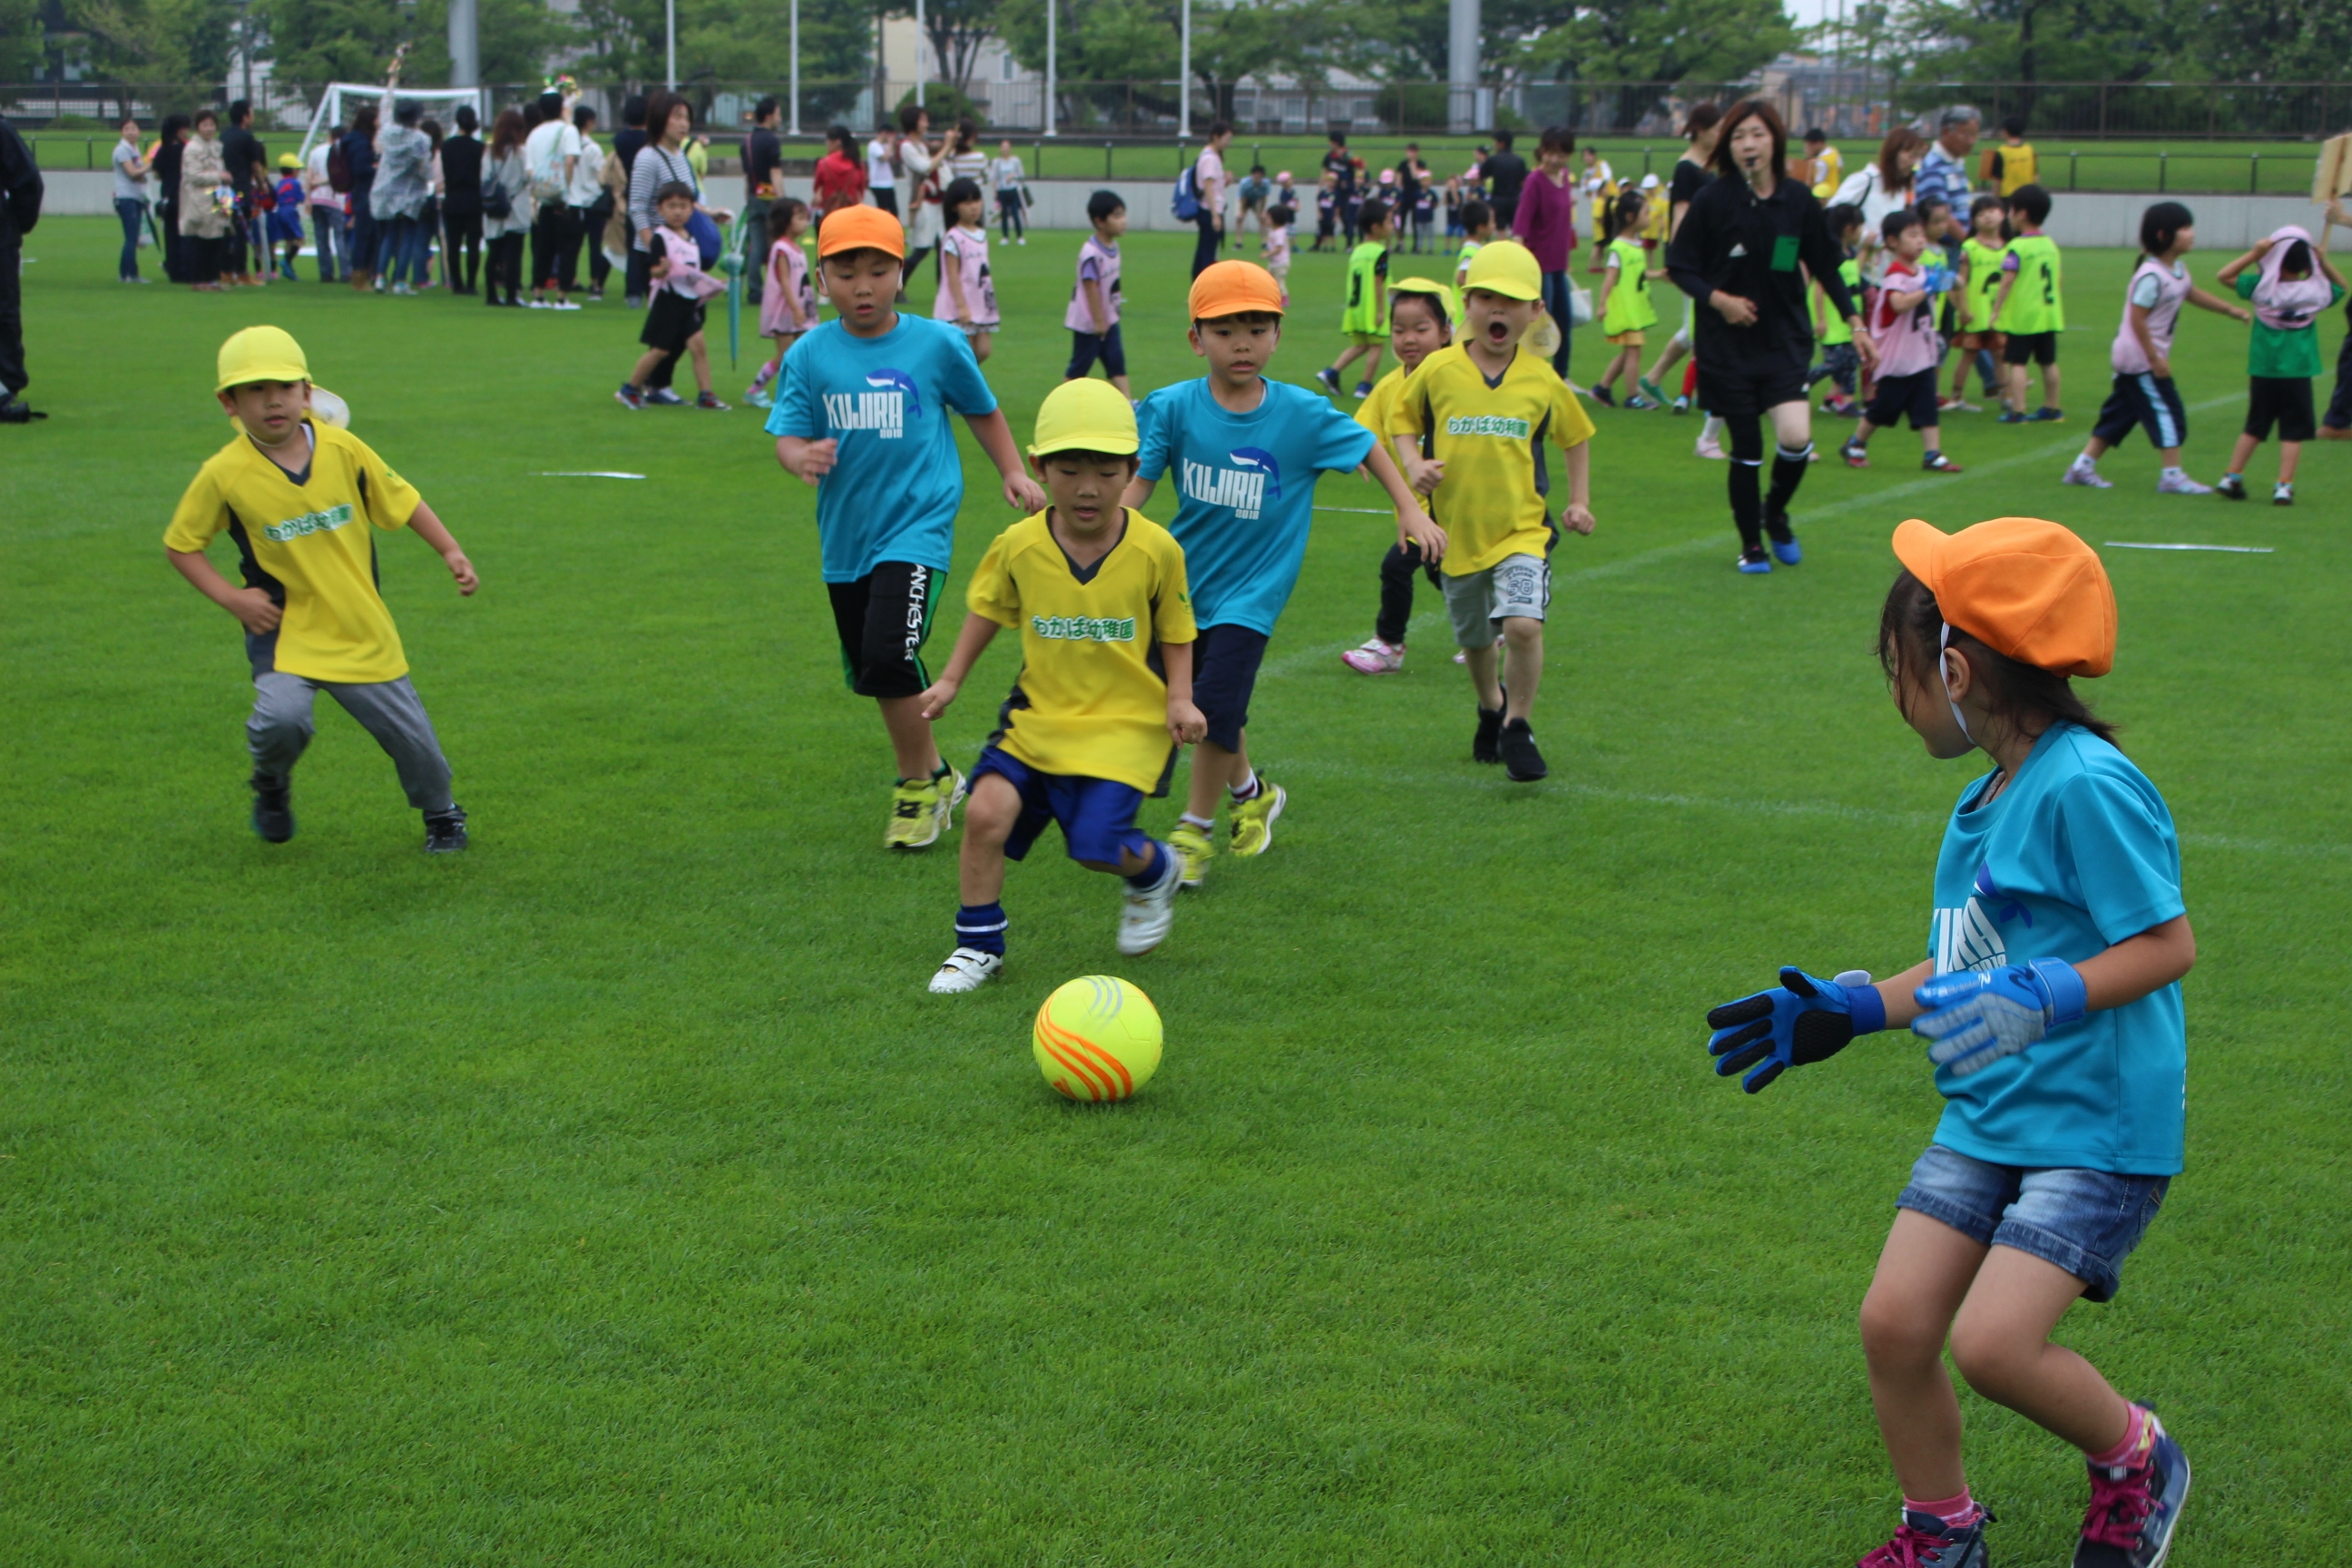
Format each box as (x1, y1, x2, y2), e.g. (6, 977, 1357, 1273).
(1339, 637, 1404, 674)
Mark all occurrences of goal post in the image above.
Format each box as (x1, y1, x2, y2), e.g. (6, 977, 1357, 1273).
(297, 83, 491, 165)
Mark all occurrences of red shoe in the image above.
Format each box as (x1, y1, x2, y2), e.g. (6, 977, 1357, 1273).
(1858, 1509, 1990, 1568)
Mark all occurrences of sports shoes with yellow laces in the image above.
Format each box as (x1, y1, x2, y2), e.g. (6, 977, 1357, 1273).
(1228, 780, 1287, 857)
(1168, 821, 1214, 887)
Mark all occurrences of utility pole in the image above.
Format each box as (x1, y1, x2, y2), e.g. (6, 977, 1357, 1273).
(916, 0, 926, 109)
(1044, 0, 1056, 136)
(447, 0, 478, 90)
(789, 0, 801, 133)
(1179, 0, 1191, 139)
(1447, 0, 1480, 134)
(665, 0, 677, 90)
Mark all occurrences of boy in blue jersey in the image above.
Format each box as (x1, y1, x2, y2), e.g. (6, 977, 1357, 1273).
(1123, 260, 1443, 887)
(769, 205, 1047, 850)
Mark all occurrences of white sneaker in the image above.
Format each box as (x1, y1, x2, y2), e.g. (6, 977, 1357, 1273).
(2156, 471, 2214, 495)
(1116, 844, 1182, 956)
(1695, 434, 1726, 460)
(2063, 460, 2112, 489)
(927, 946, 1004, 994)
(1339, 637, 1404, 674)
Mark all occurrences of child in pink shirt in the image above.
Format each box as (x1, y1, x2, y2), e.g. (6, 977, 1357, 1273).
(746, 199, 814, 407)
(1840, 209, 1965, 473)
(934, 178, 1000, 362)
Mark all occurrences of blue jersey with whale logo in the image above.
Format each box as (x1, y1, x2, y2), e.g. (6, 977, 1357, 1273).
(1926, 722, 2188, 1176)
(767, 314, 999, 583)
(1135, 377, 1374, 633)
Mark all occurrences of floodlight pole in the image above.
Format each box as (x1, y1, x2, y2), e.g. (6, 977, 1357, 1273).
(665, 0, 677, 90)
(916, 0, 926, 109)
(789, 0, 801, 133)
(448, 0, 478, 89)
(1044, 0, 1056, 136)
(1447, 0, 1479, 133)
(1178, 0, 1191, 139)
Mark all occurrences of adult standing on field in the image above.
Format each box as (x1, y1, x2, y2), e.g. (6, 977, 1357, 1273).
(742, 96, 784, 300)
(339, 105, 380, 289)
(1914, 106, 1978, 220)
(1191, 119, 1233, 279)
(1482, 130, 1528, 231)
(867, 120, 901, 217)
(0, 108, 42, 422)
(1511, 126, 1582, 379)
(1640, 102, 1722, 417)
(1667, 98, 1869, 574)
(897, 103, 943, 286)
(438, 105, 483, 294)
(613, 95, 651, 304)
(152, 115, 190, 282)
(112, 117, 152, 283)
(179, 109, 233, 290)
(629, 93, 702, 306)
(1832, 126, 1926, 281)
(523, 91, 584, 306)
(221, 100, 268, 285)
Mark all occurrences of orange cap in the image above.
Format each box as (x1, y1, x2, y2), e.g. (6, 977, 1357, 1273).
(1187, 260, 1286, 321)
(1891, 517, 2117, 678)
(816, 204, 905, 260)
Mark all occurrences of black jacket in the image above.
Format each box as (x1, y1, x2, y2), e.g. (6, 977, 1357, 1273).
(1667, 170, 1854, 371)
(0, 116, 43, 241)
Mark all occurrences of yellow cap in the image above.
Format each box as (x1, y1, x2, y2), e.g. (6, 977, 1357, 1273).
(216, 325, 309, 391)
(1030, 378, 1139, 457)
(1390, 275, 1457, 324)
(277, 152, 300, 170)
(1461, 240, 1543, 301)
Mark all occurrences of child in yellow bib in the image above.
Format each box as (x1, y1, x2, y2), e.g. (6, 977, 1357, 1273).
(1991, 185, 2066, 421)
(1341, 277, 1457, 675)
(1952, 195, 2013, 407)
(163, 327, 479, 852)
(1593, 190, 1665, 407)
(1316, 198, 1395, 399)
(915, 380, 1205, 995)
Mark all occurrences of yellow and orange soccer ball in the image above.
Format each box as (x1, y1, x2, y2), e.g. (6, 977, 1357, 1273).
(1032, 976, 1162, 1102)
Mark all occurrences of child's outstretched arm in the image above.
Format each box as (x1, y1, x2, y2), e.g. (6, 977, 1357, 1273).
(406, 501, 479, 594)
(1557, 439, 1594, 534)
(167, 546, 281, 633)
(1161, 640, 1206, 744)
(1360, 442, 1446, 560)
(916, 612, 1003, 720)
(962, 409, 1050, 510)
(2185, 284, 2250, 321)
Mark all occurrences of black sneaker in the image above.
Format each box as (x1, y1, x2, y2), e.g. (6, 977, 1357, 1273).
(251, 772, 294, 843)
(2215, 473, 2246, 500)
(1500, 718, 1547, 781)
(1473, 706, 1504, 764)
(423, 806, 469, 853)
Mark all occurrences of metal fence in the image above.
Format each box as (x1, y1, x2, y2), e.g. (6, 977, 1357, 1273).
(10, 76, 2350, 142)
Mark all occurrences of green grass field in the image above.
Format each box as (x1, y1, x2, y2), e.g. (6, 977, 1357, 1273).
(5, 218, 2348, 1565)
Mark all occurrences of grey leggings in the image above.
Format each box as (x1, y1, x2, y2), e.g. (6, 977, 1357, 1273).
(249, 670, 455, 812)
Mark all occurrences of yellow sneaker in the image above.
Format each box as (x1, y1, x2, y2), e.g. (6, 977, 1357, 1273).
(1228, 780, 1287, 857)
(1168, 821, 1214, 887)
(886, 777, 943, 849)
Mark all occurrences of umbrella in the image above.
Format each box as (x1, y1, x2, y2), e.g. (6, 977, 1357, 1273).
(719, 211, 748, 368)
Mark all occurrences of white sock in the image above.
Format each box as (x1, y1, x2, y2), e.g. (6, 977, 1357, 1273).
(1180, 811, 1214, 832)
(1229, 770, 1260, 803)
(2072, 454, 2097, 472)
(2160, 465, 2182, 479)
(1700, 414, 1726, 443)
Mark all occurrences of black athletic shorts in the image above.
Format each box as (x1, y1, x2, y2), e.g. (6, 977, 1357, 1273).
(1191, 622, 1271, 753)
(1864, 368, 1941, 431)
(827, 561, 943, 699)
(2004, 329, 2059, 367)
(2092, 372, 2189, 451)
(640, 289, 706, 355)
(1696, 358, 1808, 421)
(2245, 375, 2316, 444)
(1067, 323, 1127, 380)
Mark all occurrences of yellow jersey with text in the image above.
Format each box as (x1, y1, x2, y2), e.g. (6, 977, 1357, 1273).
(967, 509, 1198, 793)
(1390, 343, 1595, 576)
(163, 419, 424, 683)
(1354, 361, 1422, 446)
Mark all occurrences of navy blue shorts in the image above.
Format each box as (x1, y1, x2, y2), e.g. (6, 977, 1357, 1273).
(1865, 367, 1941, 431)
(1191, 623, 1270, 753)
(973, 745, 1150, 865)
(1066, 323, 1127, 380)
(1896, 1143, 2170, 1303)
(2092, 371, 2189, 451)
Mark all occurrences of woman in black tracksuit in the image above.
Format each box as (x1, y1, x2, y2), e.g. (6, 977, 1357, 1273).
(1666, 98, 1874, 573)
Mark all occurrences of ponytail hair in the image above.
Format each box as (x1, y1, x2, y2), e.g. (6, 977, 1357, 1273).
(1878, 571, 2118, 748)
(1609, 189, 1646, 240)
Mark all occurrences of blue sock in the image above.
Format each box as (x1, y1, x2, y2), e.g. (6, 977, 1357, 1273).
(1123, 840, 1167, 891)
(956, 902, 1006, 956)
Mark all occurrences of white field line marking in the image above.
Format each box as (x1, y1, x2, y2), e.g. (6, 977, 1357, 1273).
(2105, 542, 2274, 554)
(1267, 759, 2349, 858)
(536, 471, 648, 478)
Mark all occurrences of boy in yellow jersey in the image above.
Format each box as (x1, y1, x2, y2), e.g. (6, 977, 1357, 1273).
(1393, 240, 1597, 782)
(1341, 276, 1456, 674)
(1991, 184, 2065, 421)
(1952, 194, 2012, 407)
(916, 381, 1205, 994)
(1982, 116, 2037, 197)
(1804, 128, 1843, 198)
(164, 327, 479, 851)
(1315, 198, 1394, 399)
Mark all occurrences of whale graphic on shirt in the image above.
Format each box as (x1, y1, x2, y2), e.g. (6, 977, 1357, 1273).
(1227, 447, 1283, 500)
(865, 369, 923, 421)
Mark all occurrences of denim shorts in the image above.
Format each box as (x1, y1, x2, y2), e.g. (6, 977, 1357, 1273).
(1896, 1143, 2170, 1303)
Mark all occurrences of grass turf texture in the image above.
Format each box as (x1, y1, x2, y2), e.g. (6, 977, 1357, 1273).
(5, 219, 2349, 1564)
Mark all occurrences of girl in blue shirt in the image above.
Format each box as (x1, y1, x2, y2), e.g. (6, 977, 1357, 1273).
(1705, 517, 2196, 1568)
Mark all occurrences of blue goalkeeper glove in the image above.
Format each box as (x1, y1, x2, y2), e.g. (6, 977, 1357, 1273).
(1707, 967, 1888, 1093)
(1911, 959, 2088, 1076)
(1921, 263, 1957, 295)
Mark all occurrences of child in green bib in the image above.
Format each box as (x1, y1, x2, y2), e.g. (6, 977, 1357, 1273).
(1990, 185, 2064, 422)
(1315, 199, 1395, 400)
(1592, 190, 1665, 407)
(1952, 195, 2012, 408)
(1809, 203, 1867, 416)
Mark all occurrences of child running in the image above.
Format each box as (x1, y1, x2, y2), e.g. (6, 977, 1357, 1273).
(164, 327, 477, 851)
(1125, 261, 1442, 886)
(935, 177, 1001, 362)
(2212, 224, 2346, 505)
(1339, 277, 1457, 675)
(917, 380, 1204, 994)
(1951, 195, 2012, 411)
(2063, 201, 2250, 495)
(1316, 198, 1393, 399)
(767, 205, 1048, 849)
(1063, 190, 1129, 399)
(1991, 184, 2064, 422)
(1707, 515, 2195, 1568)
(1808, 203, 1867, 416)
(1393, 241, 1596, 782)
(1592, 190, 1665, 407)
(1839, 209, 1965, 474)
(616, 182, 730, 411)
(744, 198, 814, 408)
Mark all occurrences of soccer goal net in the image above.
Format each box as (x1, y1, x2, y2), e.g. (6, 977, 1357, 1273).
(297, 83, 491, 164)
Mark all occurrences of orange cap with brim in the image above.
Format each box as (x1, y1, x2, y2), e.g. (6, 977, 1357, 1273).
(1188, 260, 1286, 321)
(817, 204, 905, 260)
(1891, 517, 2117, 678)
